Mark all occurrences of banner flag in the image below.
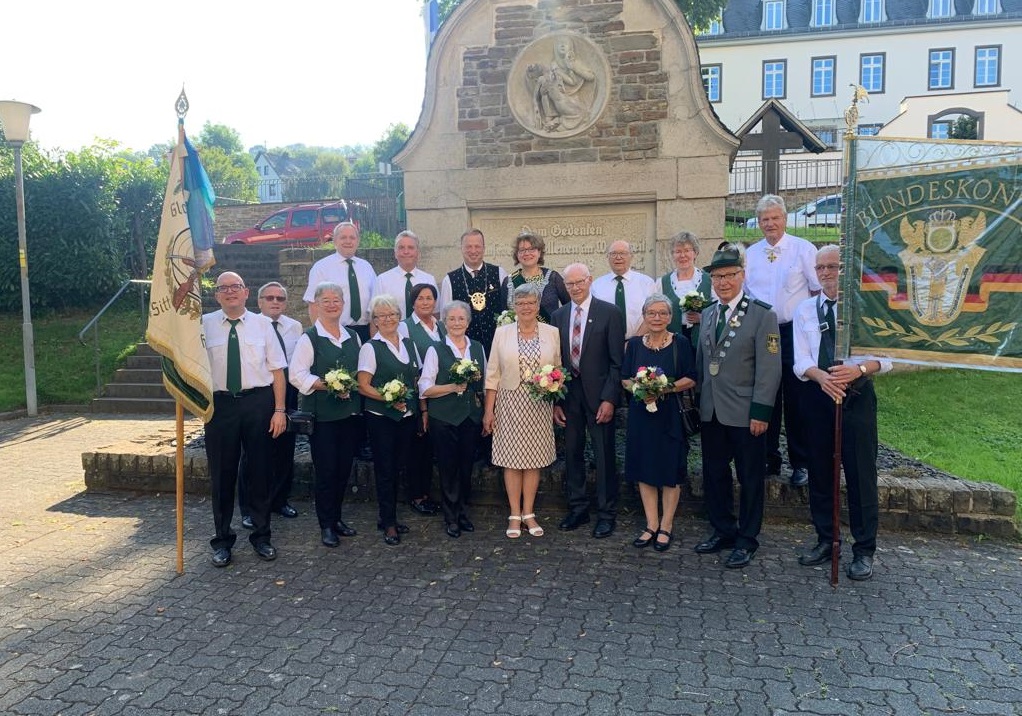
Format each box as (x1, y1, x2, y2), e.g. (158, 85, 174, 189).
(146, 131, 216, 418)
(843, 137, 1022, 372)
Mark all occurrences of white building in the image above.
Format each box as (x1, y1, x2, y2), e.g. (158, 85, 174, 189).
(696, 0, 1022, 142)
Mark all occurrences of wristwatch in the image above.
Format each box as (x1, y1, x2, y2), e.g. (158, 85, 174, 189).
(858, 364, 868, 376)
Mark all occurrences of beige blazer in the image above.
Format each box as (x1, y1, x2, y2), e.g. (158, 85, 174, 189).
(485, 322, 562, 391)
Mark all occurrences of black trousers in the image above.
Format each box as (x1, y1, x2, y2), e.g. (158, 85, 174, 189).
(407, 429, 435, 501)
(366, 413, 416, 529)
(239, 383, 298, 514)
(700, 414, 767, 551)
(310, 416, 360, 529)
(803, 379, 880, 557)
(563, 389, 618, 521)
(766, 321, 810, 472)
(430, 416, 480, 525)
(205, 387, 273, 550)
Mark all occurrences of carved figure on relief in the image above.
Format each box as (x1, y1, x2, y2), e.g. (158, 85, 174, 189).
(526, 37, 597, 133)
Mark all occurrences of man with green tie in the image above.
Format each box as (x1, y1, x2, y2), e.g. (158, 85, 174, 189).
(202, 272, 287, 567)
(372, 230, 437, 320)
(304, 221, 376, 342)
(590, 240, 656, 339)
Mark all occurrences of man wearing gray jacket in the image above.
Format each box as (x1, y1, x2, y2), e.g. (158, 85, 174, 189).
(693, 247, 781, 568)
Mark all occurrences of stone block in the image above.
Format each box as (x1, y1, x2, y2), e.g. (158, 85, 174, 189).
(458, 119, 489, 132)
(991, 488, 1017, 516)
(955, 514, 1019, 539)
(523, 151, 561, 165)
(970, 483, 993, 513)
(608, 33, 657, 52)
(887, 478, 908, 510)
(562, 148, 600, 163)
(618, 62, 659, 75)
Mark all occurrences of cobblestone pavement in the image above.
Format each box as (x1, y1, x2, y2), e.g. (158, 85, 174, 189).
(2, 414, 1021, 716)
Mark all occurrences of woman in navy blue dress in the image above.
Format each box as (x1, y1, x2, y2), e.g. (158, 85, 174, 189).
(621, 294, 697, 552)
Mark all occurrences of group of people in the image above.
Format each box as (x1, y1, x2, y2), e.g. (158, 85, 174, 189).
(200, 193, 888, 582)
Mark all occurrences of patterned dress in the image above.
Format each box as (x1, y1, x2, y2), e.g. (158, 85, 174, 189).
(491, 331, 556, 469)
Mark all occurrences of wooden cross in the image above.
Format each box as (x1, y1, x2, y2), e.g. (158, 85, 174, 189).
(740, 110, 806, 196)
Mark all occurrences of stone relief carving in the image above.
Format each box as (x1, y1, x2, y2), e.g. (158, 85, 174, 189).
(508, 32, 611, 139)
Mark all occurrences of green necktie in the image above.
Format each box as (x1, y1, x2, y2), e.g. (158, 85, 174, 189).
(272, 320, 288, 381)
(614, 275, 626, 318)
(347, 258, 362, 322)
(404, 272, 414, 317)
(715, 306, 727, 341)
(226, 318, 242, 394)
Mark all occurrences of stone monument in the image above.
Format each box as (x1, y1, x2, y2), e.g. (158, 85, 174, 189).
(395, 0, 739, 277)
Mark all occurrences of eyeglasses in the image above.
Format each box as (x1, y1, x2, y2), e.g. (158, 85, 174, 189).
(815, 263, 841, 272)
(565, 279, 590, 288)
(608, 252, 630, 258)
(216, 284, 245, 293)
(374, 313, 400, 321)
(261, 295, 286, 302)
(644, 310, 671, 318)
(710, 271, 743, 283)
(517, 247, 539, 254)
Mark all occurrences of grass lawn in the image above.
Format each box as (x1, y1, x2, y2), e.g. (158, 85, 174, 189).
(875, 368, 1022, 503)
(0, 305, 146, 412)
(724, 224, 841, 244)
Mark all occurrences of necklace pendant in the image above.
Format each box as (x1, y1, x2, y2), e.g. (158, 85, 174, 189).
(708, 361, 720, 376)
(469, 292, 486, 310)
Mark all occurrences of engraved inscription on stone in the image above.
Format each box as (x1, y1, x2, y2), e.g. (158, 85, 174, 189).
(508, 32, 611, 139)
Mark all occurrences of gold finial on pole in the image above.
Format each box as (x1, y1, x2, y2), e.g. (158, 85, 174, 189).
(843, 84, 869, 138)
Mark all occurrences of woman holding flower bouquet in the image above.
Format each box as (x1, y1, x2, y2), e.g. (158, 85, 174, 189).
(621, 294, 697, 551)
(483, 283, 562, 538)
(659, 232, 714, 350)
(418, 301, 486, 538)
(289, 282, 363, 548)
(358, 294, 422, 546)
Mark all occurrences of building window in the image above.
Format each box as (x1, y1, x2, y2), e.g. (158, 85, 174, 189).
(928, 49, 954, 90)
(858, 124, 883, 136)
(972, 0, 1000, 14)
(811, 0, 836, 26)
(763, 60, 786, 99)
(930, 122, 951, 139)
(762, 0, 786, 30)
(975, 46, 1000, 87)
(928, 0, 954, 18)
(811, 57, 836, 96)
(702, 65, 722, 102)
(706, 17, 723, 34)
(269, 184, 277, 197)
(860, 53, 885, 93)
(812, 126, 838, 148)
(860, 0, 886, 22)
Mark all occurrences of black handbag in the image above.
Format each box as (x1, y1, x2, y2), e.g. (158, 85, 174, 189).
(671, 340, 700, 436)
(285, 409, 315, 435)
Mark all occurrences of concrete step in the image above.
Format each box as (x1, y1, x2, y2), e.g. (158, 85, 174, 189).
(111, 368, 164, 384)
(134, 343, 160, 357)
(125, 354, 162, 370)
(91, 397, 178, 414)
(102, 383, 172, 400)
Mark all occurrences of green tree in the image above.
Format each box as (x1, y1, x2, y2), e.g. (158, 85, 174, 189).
(949, 115, 978, 140)
(197, 145, 259, 203)
(436, 0, 722, 31)
(199, 122, 245, 155)
(373, 123, 411, 166)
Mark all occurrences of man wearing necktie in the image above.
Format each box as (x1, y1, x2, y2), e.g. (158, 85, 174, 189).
(792, 245, 892, 580)
(303, 222, 376, 342)
(590, 240, 656, 339)
(372, 230, 438, 320)
(201, 272, 288, 567)
(237, 282, 304, 529)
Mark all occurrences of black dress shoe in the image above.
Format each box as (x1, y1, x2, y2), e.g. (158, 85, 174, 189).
(592, 519, 615, 539)
(241, 516, 254, 530)
(211, 548, 231, 567)
(632, 527, 656, 548)
(334, 520, 357, 537)
(277, 503, 299, 518)
(694, 534, 735, 554)
(653, 530, 673, 552)
(725, 547, 755, 568)
(377, 522, 410, 534)
(445, 523, 461, 538)
(457, 516, 475, 532)
(790, 468, 809, 488)
(798, 542, 833, 566)
(847, 554, 874, 581)
(321, 528, 340, 548)
(254, 542, 277, 561)
(558, 512, 590, 531)
(383, 528, 400, 546)
(410, 500, 435, 515)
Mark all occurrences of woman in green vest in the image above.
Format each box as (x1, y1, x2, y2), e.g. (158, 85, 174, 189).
(498, 232, 569, 324)
(357, 294, 422, 546)
(659, 231, 714, 352)
(418, 300, 485, 538)
(399, 283, 446, 516)
(289, 282, 362, 548)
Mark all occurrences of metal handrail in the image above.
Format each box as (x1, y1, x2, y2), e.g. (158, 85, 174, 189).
(78, 279, 152, 397)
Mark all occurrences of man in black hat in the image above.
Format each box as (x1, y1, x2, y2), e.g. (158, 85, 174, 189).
(693, 247, 781, 569)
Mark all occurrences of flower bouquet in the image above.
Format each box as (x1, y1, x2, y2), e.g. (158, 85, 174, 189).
(681, 291, 709, 313)
(449, 357, 482, 385)
(496, 309, 516, 326)
(630, 365, 671, 412)
(323, 367, 357, 399)
(380, 378, 412, 409)
(522, 364, 570, 403)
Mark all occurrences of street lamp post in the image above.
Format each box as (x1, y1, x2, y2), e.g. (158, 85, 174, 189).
(0, 100, 42, 416)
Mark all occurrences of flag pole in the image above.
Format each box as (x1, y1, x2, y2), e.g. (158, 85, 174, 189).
(175, 113, 187, 576)
(830, 399, 842, 587)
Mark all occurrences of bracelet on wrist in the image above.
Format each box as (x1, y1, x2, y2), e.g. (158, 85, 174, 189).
(274, 408, 286, 413)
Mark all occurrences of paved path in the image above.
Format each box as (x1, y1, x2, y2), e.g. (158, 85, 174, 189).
(2, 413, 1021, 715)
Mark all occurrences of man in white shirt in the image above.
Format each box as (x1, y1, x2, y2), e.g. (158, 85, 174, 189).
(202, 272, 287, 567)
(373, 230, 437, 319)
(304, 221, 375, 342)
(591, 240, 656, 339)
(792, 245, 891, 581)
(744, 194, 822, 488)
(439, 229, 508, 353)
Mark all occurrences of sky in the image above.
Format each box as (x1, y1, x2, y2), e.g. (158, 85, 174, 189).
(6, 0, 430, 153)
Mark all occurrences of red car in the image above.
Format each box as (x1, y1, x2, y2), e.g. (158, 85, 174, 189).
(223, 201, 356, 245)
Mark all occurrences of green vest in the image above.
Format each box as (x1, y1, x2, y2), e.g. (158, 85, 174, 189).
(428, 340, 485, 426)
(660, 271, 713, 340)
(300, 327, 361, 422)
(403, 316, 446, 362)
(365, 338, 421, 422)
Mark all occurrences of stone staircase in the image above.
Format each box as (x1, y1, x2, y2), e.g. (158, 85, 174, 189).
(91, 343, 176, 414)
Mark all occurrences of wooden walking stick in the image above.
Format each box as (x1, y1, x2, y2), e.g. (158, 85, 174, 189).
(830, 398, 843, 587)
